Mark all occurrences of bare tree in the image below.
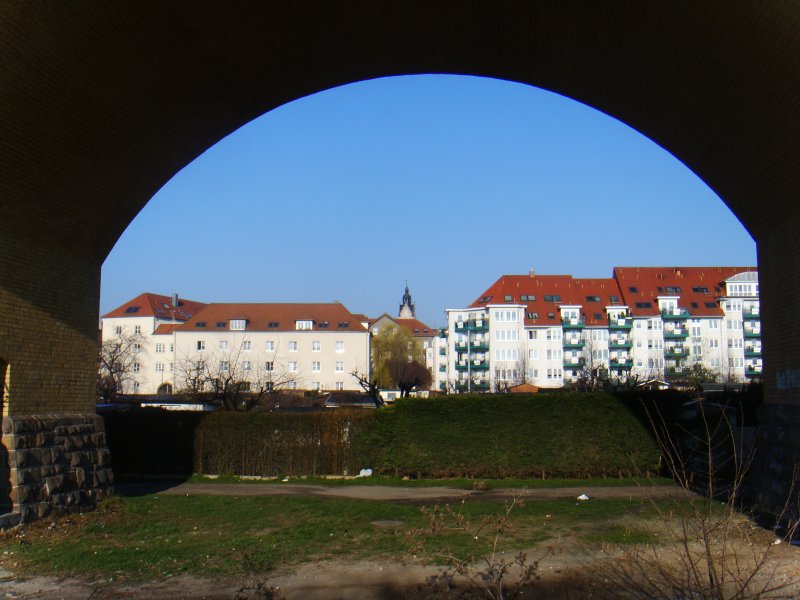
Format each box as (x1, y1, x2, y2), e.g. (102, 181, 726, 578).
(97, 331, 147, 400)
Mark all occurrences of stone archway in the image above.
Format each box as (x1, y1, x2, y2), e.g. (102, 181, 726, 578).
(1, 3, 799, 516)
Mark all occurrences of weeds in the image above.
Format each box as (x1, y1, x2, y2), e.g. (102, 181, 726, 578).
(411, 490, 552, 599)
(595, 402, 799, 599)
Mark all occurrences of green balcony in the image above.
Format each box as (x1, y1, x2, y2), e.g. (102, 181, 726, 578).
(666, 367, 690, 379)
(608, 339, 632, 349)
(455, 360, 489, 372)
(742, 309, 760, 320)
(744, 329, 761, 339)
(454, 320, 489, 333)
(439, 348, 447, 356)
(609, 359, 634, 369)
(563, 357, 586, 368)
(456, 381, 490, 393)
(608, 316, 633, 330)
(561, 317, 585, 330)
(472, 341, 490, 352)
(744, 347, 762, 358)
(665, 346, 690, 358)
(454, 341, 490, 354)
(661, 308, 691, 320)
(663, 329, 689, 339)
(563, 338, 585, 349)
(745, 366, 763, 378)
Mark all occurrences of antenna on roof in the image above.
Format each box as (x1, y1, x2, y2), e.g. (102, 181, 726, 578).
(529, 268, 536, 277)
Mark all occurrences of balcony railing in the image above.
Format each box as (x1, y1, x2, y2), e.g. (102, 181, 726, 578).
(665, 346, 690, 358)
(563, 357, 586, 368)
(661, 308, 691, 320)
(665, 367, 690, 379)
(744, 328, 761, 338)
(561, 316, 586, 329)
(455, 360, 490, 372)
(663, 329, 689, 339)
(608, 316, 633, 330)
(609, 359, 634, 369)
(454, 319, 489, 332)
(742, 308, 761, 320)
(608, 339, 633, 349)
(745, 366, 763, 377)
(455, 381, 490, 392)
(744, 347, 762, 358)
(563, 338, 586, 349)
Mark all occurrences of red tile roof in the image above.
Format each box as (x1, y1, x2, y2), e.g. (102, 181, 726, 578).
(102, 293, 206, 321)
(469, 274, 622, 326)
(469, 267, 757, 325)
(395, 318, 438, 337)
(153, 323, 180, 335)
(614, 267, 756, 318)
(175, 303, 368, 333)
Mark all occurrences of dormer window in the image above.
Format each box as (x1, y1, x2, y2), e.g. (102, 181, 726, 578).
(230, 319, 246, 331)
(296, 320, 313, 330)
(124, 306, 141, 314)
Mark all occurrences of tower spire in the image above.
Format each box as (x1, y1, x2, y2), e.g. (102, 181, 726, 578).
(399, 281, 416, 318)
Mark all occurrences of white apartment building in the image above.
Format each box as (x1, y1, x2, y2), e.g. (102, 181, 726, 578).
(101, 294, 371, 395)
(435, 267, 759, 392)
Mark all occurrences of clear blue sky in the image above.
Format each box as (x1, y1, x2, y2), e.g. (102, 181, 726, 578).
(101, 75, 756, 328)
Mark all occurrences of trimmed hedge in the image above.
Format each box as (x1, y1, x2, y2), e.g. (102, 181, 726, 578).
(354, 393, 661, 479)
(104, 393, 662, 479)
(193, 409, 374, 476)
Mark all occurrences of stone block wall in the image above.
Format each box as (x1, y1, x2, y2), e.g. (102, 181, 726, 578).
(1, 414, 113, 521)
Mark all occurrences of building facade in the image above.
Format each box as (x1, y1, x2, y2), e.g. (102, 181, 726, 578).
(101, 295, 371, 395)
(435, 267, 759, 392)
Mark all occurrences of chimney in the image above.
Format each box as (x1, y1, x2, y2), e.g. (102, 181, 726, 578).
(529, 268, 536, 277)
(172, 293, 179, 307)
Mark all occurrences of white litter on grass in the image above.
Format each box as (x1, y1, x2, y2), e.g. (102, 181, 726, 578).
(282, 477, 289, 482)
(772, 538, 782, 545)
(356, 468, 373, 478)
(576, 494, 590, 501)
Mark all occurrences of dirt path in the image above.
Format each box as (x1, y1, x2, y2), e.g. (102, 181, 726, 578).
(119, 481, 688, 503)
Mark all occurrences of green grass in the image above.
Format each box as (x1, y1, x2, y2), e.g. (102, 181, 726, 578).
(188, 473, 674, 489)
(0, 493, 676, 581)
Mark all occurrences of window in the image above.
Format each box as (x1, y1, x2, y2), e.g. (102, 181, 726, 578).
(288, 381, 297, 390)
(169, 363, 174, 372)
(494, 348, 519, 361)
(133, 382, 140, 392)
(727, 320, 741, 330)
(220, 361, 230, 372)
(242, 340, 252, 351)
(125, 306, 141, 314)
(230, 319, 246, 331)
(265, 362, 273, 372)
(318, 321, 329, 329)
(610, 295, 620, 303)
(243, 360, 251, 371)
(239, 382, 251, 392)
(338, 321, 349, 328)
(195, 322, 206, 328)
(504, 295, 513, 302)
(585, 295, 601, 302)
(526, 312, 539, 319)
(133, 362, 140, 373)
(478, 295, 493, 303)
(133, 343, 141, 353)
(628, 286, 638, 293)
(545, 329, 562, 341)
(155, 343, 165, 353)
(693, 286, 710, 294)
(197, 340, 205, 351)
(543, 294, 561, 302)
(494, 310, 518, 322)
(705, 302, 717, 308)
(312, 341, 321, 352)
(336, 341, 344, 353)
(335, 381, 344, 390)
(134, 325, 142, 334)
(219, 340, 229, 351)
(494, 330, 519, 341)
(216, 322, 226, 328)
(546, 368, 563, 380)
(709, 339, 719, 348)
(312, 361, 321, 372)
(528, 330, 537, 339)
(708, 320, 720, 330)
(289, 341, 298, 352)
(114, 325, 122, 335)
(268, 321, 279, 328)
(528, 349, 538, 360)
(546, 348, 562, 360)
(311, 381, 320, 391)
(520, 294, 536, 302)
(289, 361, 297, 372)
(296, 320, 313, 330)
(265, 341, 275, 352)
(169, 343, 174, 352)
(335, 361, 344, 373)
(635, 302, 653, 309)
(155, 362, 164, 372)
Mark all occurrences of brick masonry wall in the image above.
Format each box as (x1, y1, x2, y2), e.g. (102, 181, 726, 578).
(1, 414, 113, 521)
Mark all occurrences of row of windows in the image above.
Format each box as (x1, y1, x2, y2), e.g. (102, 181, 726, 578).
(195, 340, 346, 352)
